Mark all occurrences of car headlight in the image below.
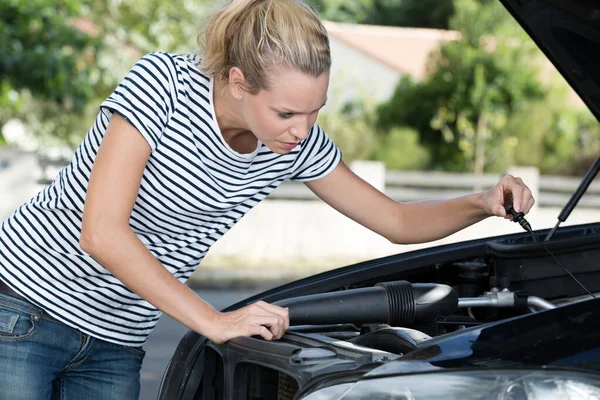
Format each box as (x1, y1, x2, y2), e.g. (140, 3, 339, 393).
(301, 369, 600, 400)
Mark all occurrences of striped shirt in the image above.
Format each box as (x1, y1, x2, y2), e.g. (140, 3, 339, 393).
(0, 52, 341, 346)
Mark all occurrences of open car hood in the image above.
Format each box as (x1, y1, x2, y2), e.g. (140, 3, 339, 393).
(501, 0, 600, 122)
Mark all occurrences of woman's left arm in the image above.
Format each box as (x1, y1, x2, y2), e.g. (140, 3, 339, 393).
(305, 162, 535, 245)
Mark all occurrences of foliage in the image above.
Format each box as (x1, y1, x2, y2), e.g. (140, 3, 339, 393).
(18, 92, 102, 148)
(0, 0, 102, 143)
(79, 0, 209, 54)
(496, 84, 600, 176)
(377, 0, 546, 173)
(1, 0, 209, 148)
(318, 77, 430, 170)
(317, 91, 378, 162)
(311, 0, 455, 28)
(372, 127, 430, 170)
(0, 82, 23, 146)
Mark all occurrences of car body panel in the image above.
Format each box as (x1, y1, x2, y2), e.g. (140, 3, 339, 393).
(401, 296, 600, 371)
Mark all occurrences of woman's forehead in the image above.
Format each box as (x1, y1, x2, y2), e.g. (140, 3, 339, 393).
(261, 68, 329, 109)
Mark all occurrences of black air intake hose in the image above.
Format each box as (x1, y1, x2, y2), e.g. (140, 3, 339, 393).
(274, 281, 457, 326)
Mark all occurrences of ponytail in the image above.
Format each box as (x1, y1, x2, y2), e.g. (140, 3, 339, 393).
(198, 0, 330, 93)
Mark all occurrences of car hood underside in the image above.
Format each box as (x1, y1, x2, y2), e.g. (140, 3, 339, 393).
(501, 0, 600, 122)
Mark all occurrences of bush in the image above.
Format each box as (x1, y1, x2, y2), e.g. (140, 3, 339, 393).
(317, 83, 379, 162)
(376, 0, 546, 173)
(372, 127, 430, 170)
(318, 83, 432, 169)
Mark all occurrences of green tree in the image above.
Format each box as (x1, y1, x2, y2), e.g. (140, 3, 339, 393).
(378, 0, 545, 173)
(0, 0, 101, 144)
(311, 0, 498, 29)
(311, 0, 452, 27)
(317, 74, 430, 169)
(1, 0, 210, 147)
(79, 0, 209, 55)
(497, 86, 600, 175)
(317, 86, 378, 162)
(373, 127, 430, 170)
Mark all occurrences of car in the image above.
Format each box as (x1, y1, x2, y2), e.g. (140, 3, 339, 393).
(157, 0, 600, 398)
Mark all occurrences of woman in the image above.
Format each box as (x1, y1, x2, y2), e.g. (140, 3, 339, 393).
(0, 0, 534, 398)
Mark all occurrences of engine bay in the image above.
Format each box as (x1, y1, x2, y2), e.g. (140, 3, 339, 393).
(176, 224, 600, 399)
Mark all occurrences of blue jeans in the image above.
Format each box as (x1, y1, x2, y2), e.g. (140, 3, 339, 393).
(0, 292, 145, 400)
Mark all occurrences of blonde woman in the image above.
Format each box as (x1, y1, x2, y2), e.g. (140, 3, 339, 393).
(0, 0, 534, 398)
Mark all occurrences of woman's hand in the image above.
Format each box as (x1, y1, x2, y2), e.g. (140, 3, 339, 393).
(481, 174, 535, 219)
(209, 301, 290, 344)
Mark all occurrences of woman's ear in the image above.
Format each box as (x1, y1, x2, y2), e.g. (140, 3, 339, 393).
(228, 67, 247, 99)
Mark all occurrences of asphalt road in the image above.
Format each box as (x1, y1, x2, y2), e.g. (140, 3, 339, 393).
(139, 288, 264, 400)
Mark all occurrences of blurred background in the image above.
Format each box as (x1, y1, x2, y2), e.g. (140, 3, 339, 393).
(3, 1, 600, 398)
(2, 0, 600, 283)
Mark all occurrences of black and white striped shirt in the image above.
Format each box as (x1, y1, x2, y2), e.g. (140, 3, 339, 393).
(0, 52, 341, 346)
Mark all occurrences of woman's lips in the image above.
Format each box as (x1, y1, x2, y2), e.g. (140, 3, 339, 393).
(280, 141, 298, 150)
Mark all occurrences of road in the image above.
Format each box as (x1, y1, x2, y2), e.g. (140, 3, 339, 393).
(139, 288, 264, 400)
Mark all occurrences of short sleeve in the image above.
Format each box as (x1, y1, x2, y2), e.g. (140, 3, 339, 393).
(100, 52, 180, 151)
(289, 124, 342, 182)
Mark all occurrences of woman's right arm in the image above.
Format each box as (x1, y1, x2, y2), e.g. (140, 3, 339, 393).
(80, 114, 288, 344)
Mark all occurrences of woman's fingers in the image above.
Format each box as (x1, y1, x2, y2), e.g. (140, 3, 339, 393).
(527, 196, 536, 213)
(489, 174, 535, 217)
(255, 300, 289, 318)
(254, 301, 290, 332)
(249, 314, 285, 338)
(249, 325, 274, 341)
(215, 300, 290, 343)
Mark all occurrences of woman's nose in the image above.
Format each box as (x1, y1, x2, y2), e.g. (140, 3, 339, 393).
(291, 119, 310, 141)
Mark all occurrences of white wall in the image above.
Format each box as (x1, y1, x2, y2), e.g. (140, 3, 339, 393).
(325, 36, 401, 112)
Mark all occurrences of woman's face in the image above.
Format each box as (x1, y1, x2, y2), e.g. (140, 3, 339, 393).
(241, 68, 329, 154)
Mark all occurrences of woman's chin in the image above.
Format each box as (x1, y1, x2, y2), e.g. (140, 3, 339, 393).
(265, 143, 296, 155)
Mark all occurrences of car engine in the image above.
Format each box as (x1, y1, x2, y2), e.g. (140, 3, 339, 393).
(171, 225, 600, 399)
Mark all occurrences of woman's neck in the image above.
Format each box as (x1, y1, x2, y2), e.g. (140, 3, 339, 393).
(212, 79, 258, 154)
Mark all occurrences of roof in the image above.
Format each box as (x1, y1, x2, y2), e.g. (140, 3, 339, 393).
(323, 21, 460, 80)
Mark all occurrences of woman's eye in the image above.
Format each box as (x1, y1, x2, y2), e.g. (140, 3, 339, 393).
(279, 113, 294, 119)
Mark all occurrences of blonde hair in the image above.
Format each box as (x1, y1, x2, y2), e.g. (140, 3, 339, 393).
(198, 0, 330, 94)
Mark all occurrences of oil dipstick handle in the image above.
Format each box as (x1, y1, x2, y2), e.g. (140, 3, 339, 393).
(506, 204, 533, 234)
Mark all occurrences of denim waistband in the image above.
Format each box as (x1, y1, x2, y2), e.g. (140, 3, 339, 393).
(0, 286, 60, 323)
